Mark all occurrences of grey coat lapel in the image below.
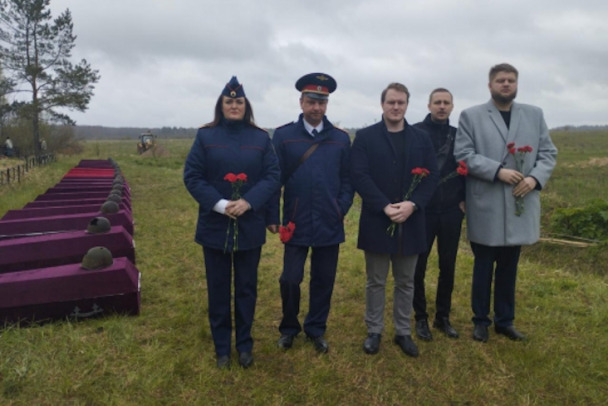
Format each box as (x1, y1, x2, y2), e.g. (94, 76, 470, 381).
(486, 101, 508, 143)
(508, 103, 521, 142)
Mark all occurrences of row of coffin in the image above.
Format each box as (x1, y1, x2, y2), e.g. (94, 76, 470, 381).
(0, 159, 140, 325)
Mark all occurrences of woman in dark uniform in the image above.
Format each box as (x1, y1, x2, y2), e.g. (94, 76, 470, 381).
(184, 76, 280, 369)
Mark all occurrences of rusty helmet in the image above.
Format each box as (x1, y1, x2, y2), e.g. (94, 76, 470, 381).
(100, 200, 119, 214)
(86, 216, 111, 234)
(81, 246, 113, 270)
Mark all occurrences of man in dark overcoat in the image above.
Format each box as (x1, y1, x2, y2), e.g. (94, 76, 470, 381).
(350, 82, 438, 358)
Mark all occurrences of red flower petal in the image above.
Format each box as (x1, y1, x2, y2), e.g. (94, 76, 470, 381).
(224, 173, 237, 182)
(279, 221, 296, 243)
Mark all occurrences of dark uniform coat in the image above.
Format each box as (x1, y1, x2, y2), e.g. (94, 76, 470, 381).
(184, 120, 280, 252)
(269, 114, 353, 246)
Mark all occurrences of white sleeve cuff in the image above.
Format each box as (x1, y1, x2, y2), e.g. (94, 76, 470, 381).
(213, 199, 229, 214)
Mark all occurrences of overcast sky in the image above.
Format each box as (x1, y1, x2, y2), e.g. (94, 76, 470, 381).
(44, 0, 608, 130)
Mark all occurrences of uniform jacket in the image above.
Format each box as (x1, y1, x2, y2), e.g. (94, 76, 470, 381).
(350, 119, 439, 255)
(269, 114, 353, 247)
(414, 114, 465, 214)
(184, 119, 281, 252)
(454, 101, 557, 246)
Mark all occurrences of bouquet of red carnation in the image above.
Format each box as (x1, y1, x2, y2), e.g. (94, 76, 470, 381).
(279, 221, 296, 243)
(438, 160, 468, 184)
(507, 143, 533, 216)
(386, 167, 430, 237)
(223, 172, 247, 252)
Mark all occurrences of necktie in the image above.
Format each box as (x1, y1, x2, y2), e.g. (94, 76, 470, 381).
(312, 129, 319, 137)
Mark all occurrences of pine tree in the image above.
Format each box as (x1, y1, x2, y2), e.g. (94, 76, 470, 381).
(0, 0, 100, 153)
(0, 65, 11, 133)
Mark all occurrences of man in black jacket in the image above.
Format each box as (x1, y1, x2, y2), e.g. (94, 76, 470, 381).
(413, 88, 466, 341)
(351, 82, 438, 358)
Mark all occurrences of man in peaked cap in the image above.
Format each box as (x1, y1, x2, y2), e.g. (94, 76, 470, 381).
(294, 73, 337, 100)
(268, 73, 353, 354)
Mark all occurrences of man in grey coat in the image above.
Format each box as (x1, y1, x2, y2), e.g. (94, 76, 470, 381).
(454, 63, 557, 343)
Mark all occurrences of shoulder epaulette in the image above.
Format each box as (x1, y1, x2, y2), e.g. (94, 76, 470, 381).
(275, 121, 295, 131)
(251, 124, 269, 134)
(333, 126, 350, 135)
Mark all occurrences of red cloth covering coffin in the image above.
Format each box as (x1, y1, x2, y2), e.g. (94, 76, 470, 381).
(34, 191, 131, 203)
(75, 159, 116, 168)
(63, 168, 116, 178)
(0, 226, 135, 273)
(0, 210, 134, 237)
(24, 198, 130, 209)
(57, 178, 128, 186)
(44, 185, 131, 197)
(0, 257, 140, 324)
(1, 204, 131, 220)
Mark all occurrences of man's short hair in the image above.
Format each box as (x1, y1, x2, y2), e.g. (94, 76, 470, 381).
(381, 82, 410, 103)
(428, 88, 453, 104)
(489, 63, 519, 81)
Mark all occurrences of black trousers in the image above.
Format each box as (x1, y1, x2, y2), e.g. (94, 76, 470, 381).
(413, 209, 464, 321)
(203, 246, 261, 357)
(279, 244, 339, 338)
(470, 242, 521, 327)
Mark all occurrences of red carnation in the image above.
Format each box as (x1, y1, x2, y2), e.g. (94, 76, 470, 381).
(224, 173, 237, 183)
(223, 172, 248, 252)
(438, 160, 467, 185)
(279, 221, 296, 243)
(411, 167, 430, 177)
(386, 167, 430, 237)
(456, 160, 468, 176)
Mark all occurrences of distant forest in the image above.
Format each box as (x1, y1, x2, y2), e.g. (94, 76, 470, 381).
(69, 124, 606, 140)
(71, 126, 199, 140)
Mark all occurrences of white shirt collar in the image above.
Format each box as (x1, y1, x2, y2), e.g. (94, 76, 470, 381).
(303, 120, 323, 136)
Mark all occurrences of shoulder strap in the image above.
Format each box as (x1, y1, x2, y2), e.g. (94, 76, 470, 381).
(299, 143, 319, 165)
(284, 143, 319, 183)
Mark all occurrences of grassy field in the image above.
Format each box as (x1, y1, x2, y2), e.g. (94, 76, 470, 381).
(0, 133, 607, 405)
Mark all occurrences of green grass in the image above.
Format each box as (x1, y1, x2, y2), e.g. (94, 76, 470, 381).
(1, 134, 607, 405)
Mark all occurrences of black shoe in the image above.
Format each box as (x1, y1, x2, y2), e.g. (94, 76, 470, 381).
(278, 334, 295, 349)
(394, 335, 419, 358)
(308, 335, 329, 354)
(433, 317, 459, 339)
(495, 325, 526, 341)
(216, 355, 230, 369)
(238, 352, 254, 368)
(473, 325, 489, 342)
(415, 319, 433, 341)
(363, 333, 381, 355)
